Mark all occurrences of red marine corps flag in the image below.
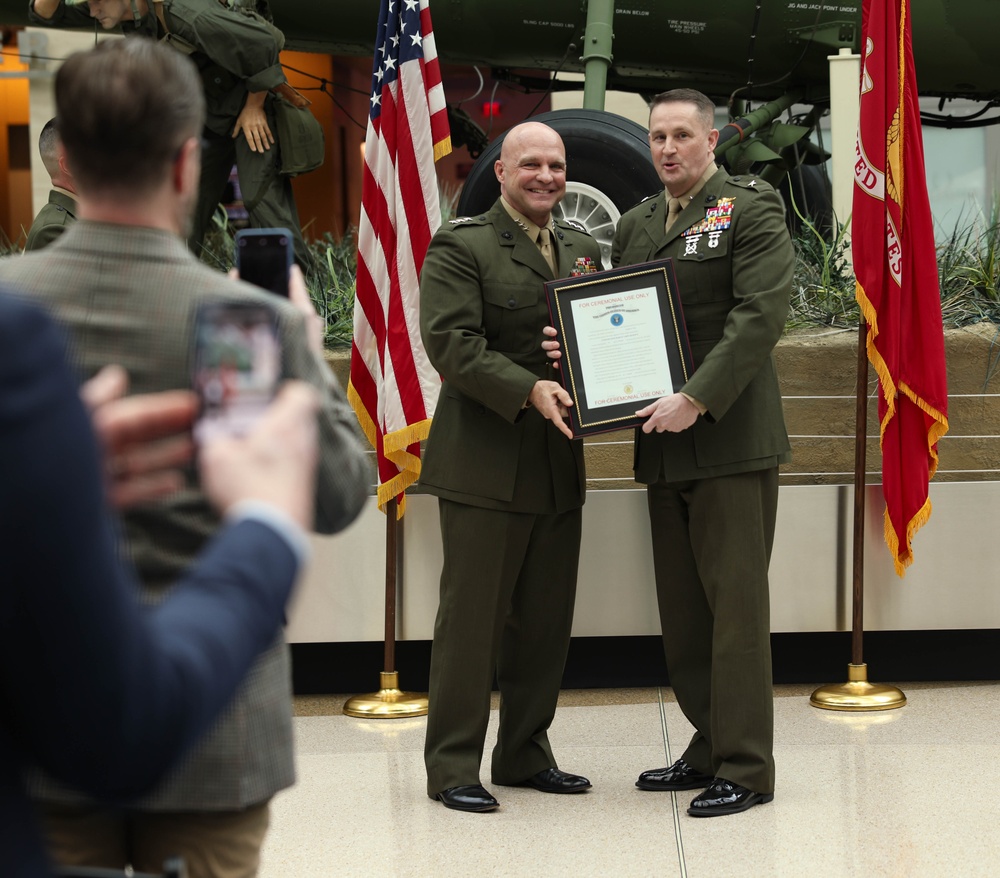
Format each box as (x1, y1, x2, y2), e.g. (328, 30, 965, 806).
(853, 0, 949, 576)
(349, 0, 451, 516)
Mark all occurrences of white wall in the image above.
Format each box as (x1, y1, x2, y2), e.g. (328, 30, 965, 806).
(286, 482, 1000, 643)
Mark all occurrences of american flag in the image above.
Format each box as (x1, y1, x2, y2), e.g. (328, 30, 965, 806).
(348, 0, 451, 516)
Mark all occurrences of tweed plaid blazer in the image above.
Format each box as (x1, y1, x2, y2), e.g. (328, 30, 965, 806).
(0, 221, 370, 810)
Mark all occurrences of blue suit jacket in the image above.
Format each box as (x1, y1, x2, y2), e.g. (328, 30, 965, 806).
(0, 293, 298, 877)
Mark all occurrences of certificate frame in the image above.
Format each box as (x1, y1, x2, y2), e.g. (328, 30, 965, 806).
(544, 258, 693, 437)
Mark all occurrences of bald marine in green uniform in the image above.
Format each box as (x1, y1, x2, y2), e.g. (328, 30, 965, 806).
(612, 89, 793, 817)
(418, 121, 601, 813)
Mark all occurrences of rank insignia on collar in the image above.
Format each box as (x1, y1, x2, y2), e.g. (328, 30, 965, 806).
(570, 256, 598, 276)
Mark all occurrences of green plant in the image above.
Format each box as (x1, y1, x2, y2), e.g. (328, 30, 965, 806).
(784, 173, 1000, 333)
(937, 202, 1000, 327)
(0, 228, 24, 256)
(305, 229, 357, 348)
(198, 210, 356, 348)
(788, 215, 858, 329)
(439, 180, 462, 224)
(784, 177, 858, 330)
(197, 208, 238, 272)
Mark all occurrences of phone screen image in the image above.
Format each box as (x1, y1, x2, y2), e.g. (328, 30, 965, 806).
(236, 228, 293, 297)
(193, 302, 281, 444)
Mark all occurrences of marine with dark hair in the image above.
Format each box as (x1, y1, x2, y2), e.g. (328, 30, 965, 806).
(28, 0, 314, 265)
(614, 87, 793, 817)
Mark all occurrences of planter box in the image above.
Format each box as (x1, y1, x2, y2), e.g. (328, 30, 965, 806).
(325, 322, 1000, 490)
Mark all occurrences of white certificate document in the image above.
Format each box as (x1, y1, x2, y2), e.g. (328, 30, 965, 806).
(569, 286, 674, 410)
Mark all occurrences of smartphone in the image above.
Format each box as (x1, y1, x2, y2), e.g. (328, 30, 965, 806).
(192, 302, 282, 444)
(235, 227, 294, 297)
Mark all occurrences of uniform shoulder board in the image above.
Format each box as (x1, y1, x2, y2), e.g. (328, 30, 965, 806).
(558, 218, 588, 233)
(628, 191, 662, 213)
(445, 214, 489, 229)
(728, 175, 772, 193)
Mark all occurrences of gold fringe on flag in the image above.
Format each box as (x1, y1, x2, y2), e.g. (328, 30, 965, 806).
(856, 282, 950, 576)
(347, 381, 432, 519)
(433, 136, 452, 162)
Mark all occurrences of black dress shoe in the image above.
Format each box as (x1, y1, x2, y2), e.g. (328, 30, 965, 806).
(520, 768, 592, 793)
(431, 784, 499, 812)
(687, 778, 774, 817)
(636, 759, 714, 791)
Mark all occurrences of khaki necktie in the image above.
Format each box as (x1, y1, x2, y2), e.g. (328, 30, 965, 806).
(665, 197, 684, 233)
(538, 227, 557, 275)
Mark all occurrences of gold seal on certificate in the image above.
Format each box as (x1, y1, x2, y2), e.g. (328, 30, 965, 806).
(544, 259, 693, 437)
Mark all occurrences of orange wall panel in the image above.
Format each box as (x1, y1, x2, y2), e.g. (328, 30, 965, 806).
(0, 45, 31, 246)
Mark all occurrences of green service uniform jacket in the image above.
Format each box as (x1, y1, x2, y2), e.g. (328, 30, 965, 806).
(418, 199, 601, 794)
(0, 220, 370, 812)
(24, 190, 76, 252)
(420, 201, 600, 512)
(613, 168, 792, 482)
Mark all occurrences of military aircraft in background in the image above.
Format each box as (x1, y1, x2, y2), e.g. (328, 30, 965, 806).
(277, 0, 1000, 243)
(3, 1, 997, 246)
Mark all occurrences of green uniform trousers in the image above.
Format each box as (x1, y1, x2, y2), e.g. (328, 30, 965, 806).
(424, 500, 582, 795)
(647, 467, 778, 794)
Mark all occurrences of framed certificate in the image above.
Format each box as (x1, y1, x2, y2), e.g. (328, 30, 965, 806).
(544, 258, 693, 437)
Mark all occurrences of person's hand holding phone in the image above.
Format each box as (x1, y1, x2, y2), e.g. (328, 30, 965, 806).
(199, 380, 320, 531)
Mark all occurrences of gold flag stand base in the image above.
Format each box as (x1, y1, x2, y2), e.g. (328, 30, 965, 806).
(810, 663, 907, 711)
(342, 671, 429, 719)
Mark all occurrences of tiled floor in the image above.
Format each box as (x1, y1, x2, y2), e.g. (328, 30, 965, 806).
(261, 682, 1000, 877)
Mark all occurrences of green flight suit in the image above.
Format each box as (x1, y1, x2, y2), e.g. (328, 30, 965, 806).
(28, 0, 310, 265)
(24, 190, 77, 252)
(612, 168, 793, 794)
(418, 199, 601, 794)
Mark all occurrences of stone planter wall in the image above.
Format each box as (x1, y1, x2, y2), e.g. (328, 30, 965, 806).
(325, 322, 1000, 490)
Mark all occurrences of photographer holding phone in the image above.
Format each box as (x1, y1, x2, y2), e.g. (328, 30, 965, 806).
(0, 39, 368, 878)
